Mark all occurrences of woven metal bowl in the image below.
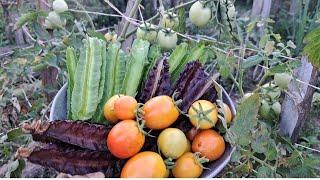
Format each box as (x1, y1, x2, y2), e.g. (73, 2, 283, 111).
(49, 84, 236, 177)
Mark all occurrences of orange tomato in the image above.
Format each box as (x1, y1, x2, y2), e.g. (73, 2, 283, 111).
(107, 120, 145, 159)
(103, 94, 123, 123)
(192, 129, 225, 161)
(114, 96, 137, 120)
(142, 96, 179, 129)
(121, 151, 167, 178)
(188, 100, 218, 129)
(222, 103, 233, 123)
(172, 152, 203, 178)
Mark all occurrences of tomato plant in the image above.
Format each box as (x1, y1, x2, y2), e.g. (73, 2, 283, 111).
(160, 12, 179, 29)
(121, 151, 167, 178)
(157, 29, 178, 49)
(274, 73, 293, 89)
(107, 120, 145, 159)
(189, 1, 212, 27)
(142, 95, 179, 129)
(136, 23, 158, 43)
(53, 0, 68, 13)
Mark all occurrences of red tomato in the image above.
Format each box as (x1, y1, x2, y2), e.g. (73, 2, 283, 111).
(107, 120, 145, 159)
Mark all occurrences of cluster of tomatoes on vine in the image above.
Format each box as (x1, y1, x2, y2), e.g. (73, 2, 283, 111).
(133, 0, 213, 50)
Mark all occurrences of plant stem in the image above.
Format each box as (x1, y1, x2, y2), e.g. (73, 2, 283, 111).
(70, 0, 95, 30)
(119, 0, 142, 39)
(123, 0, 197, 39)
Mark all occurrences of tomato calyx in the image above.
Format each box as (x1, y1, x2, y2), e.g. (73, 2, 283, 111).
(193, 152, 210, 169)
(171, 91, 184, 112)
(160, 28, 176, 37)
(139, 22, 157, 32)
(135, 103, 156, 137)
(188, 102, 216, 129)
(164, 157, 175, 169)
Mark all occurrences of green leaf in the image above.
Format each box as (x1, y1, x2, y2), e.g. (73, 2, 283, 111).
(171, 43, 206, 82)
(87, 30, 107, 41)
(6, 128, 24, 141)
(14, 11, 47, 30)
(257, 166, 274, 178)
(215, 51, 236, 79)
(268, 60, 301, 75)
(287, 40, 296, 49)
(303, 27, 320, 68)
(242, 54, 264, 69)
(71, 37, 106, 120)
(226, 93, 260, 146)
(169, 43, 188, 73)
(5, 159, 26, 178)
(177, 8, 186, 33)
(251, 135, 268, 154)
(230, 149, 241, 162)
(122, 39, 150, 96)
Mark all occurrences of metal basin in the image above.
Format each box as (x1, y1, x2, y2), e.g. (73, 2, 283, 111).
(49, 84, 236, 178)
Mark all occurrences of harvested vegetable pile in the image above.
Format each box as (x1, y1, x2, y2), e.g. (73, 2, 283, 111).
(16, 35, 235, 178)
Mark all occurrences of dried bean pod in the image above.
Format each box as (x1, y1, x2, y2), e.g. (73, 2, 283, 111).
(139, 56, 171, 103)
(180, 68, 212, 112)
(16, 144, 123, 176)
(171, 61, 202, 99)
(22, 120, 111, 151)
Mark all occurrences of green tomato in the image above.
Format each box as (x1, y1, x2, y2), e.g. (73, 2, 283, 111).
(136, 23, 158, 43)
(157, 29, 178, 50)
(160, 12, 179, 29)
(274, 73, 293, 89)
(53, 0, 68, 13)
(261, 83, 281, 100)
(189, 1, 212, 27)
(46, 11, 66, 27)
(157, 128, 188, 159)
(259, 100, 272, 120)
(44, 19, 54, 29)
(271, 101, 281, 116)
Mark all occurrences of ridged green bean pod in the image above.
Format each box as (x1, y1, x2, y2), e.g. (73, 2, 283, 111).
(66, 47, 77, 119)
(122, 39, 150, 97)
(92, 42, 126, 123)
(71, 37, 106, 120)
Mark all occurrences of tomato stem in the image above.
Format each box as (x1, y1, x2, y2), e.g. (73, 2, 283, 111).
(193, 152, 210, 170)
